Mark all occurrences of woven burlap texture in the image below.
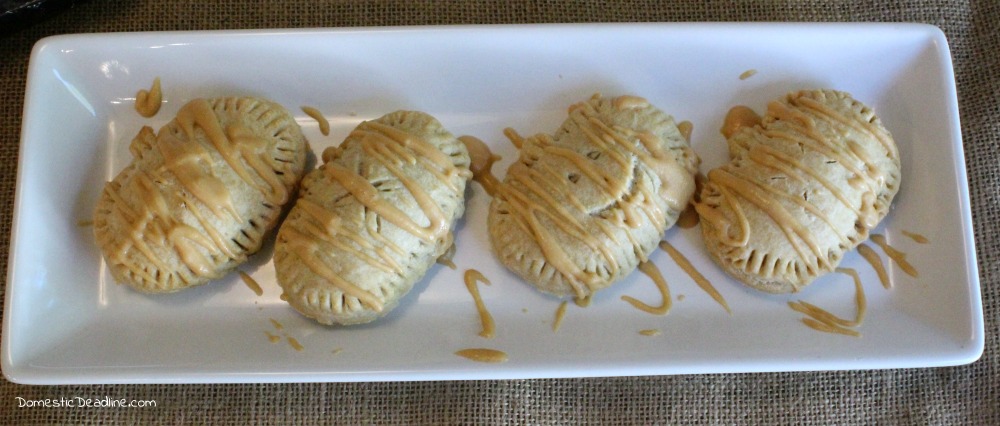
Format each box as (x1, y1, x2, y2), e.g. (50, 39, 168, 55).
(0, 0, 997, 424)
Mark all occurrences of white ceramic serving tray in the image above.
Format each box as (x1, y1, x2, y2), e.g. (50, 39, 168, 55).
(2, 23, 982, 384)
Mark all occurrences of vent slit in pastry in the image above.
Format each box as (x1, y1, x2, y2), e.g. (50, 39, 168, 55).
(94, 97, 308, 293)
(489, 94, 700, 298)
(275, 111, 471, 325)
(697, 89, 900, 293)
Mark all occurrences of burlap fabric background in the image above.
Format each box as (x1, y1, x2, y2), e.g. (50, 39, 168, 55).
(0, 0, 997, 424)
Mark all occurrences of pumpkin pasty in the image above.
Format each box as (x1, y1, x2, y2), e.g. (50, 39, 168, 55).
(94, 97, 308, 293)
(489, 94, 700, 298)
(696, 89, 900, 293)
(274, 111, 471, 325)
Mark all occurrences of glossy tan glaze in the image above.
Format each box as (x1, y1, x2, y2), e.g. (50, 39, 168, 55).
(95, 97, 306, 292)
(301, 106, 330, 136)
(788, 267, 866, 337)
(674, 122, 700, 230)
(678, 173, 707, 229)
(902, 230, 929, 244)
(455, 348, 509, 363)
(677, 120, 694, 143)
(697, 90, 899, 293)
(135, 77, 162, 118)
(460, 135, 502, 197)
(739, 69, 758, 80)
(464, 269, 496, 338)
(489, 94, 698, 299)
(856, 243, 890, 289)
(870, 234, 918, 277)
(659, 241, 730, 314)
(552, 301, 568, 332)
(239, 271, 263, 296)
(275, 111, 470, 325)
(286, 336, 304, 351)
(269, 318, 284, 330)
(436, 244, 458, 269)
(621, 261, 671, 315)
(720, 106, 760, 139)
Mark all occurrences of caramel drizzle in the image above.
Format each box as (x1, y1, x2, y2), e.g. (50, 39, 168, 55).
(105, 170, 228, 280)
(269, 318, 284, 330)
(296, 198, 402, 275)
(677, 120, 693, 143)
(659, 241, 731, 314)
(870, 234, 918, 277)
(239, 271, 264, 296)
(496, 95, 694, 298)
(455, 348, 508, 363)
(856, 243, 890, 289)
(902, 230, 929, 244)
(105, 98, 298, 281)
(464, 269, 496, 338)
(437, 243, 457, 270)
(622, 261, 672, 315)
(552, 301, 569, 332)
(739, 69, 758, 80)
(788, 267, 866, 337)
(460, 135, 502, 197)
(324, 136, 448, 243)
(135, 77, 162, 118)
(157, 129, 242, 222)
(282, 118, 469, 312)
(701, 97, 893, 287)
(707, 168, 828, 275)
(720, 106, 760, 139)
(503, 127, 525, 149)
(286, 336, 304, 351)
(677, 200, 700, 229)
(266, 317, 302, 351)
(694, 183, 749, 247)
(793, 95, 898, 160)
(301, 106, 330, 136)
(177, 99, 290, 205)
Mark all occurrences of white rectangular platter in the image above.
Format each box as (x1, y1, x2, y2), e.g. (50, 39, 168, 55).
(2, 23, 983, 384)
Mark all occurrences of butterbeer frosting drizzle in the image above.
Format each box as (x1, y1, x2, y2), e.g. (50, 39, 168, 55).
(135, 77, 162, 118)
(460, 136, 501, 196)
(280, 117, 470, 312)
(697, 92, 897, 289)
(659, 241, 730, 314)
(464, 269, 496, 338)
(103, 98, 294, 281)
(622, 260, 672, 315)
(494, 95, 695, 298)
(788, 267, 867, 337)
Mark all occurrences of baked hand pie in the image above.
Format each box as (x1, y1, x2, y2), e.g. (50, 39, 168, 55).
(274, 111, 471, 325)
(94, 97, 308, 293)
(488, 94, 700, 298)
(696, 89, 901, 293)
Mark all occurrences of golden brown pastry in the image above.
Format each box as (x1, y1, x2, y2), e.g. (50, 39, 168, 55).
(94, 97, 308, 293)
(274, 111, 471, 325)
(488, 94, 699, 298)
(696, 89, 900, 293)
